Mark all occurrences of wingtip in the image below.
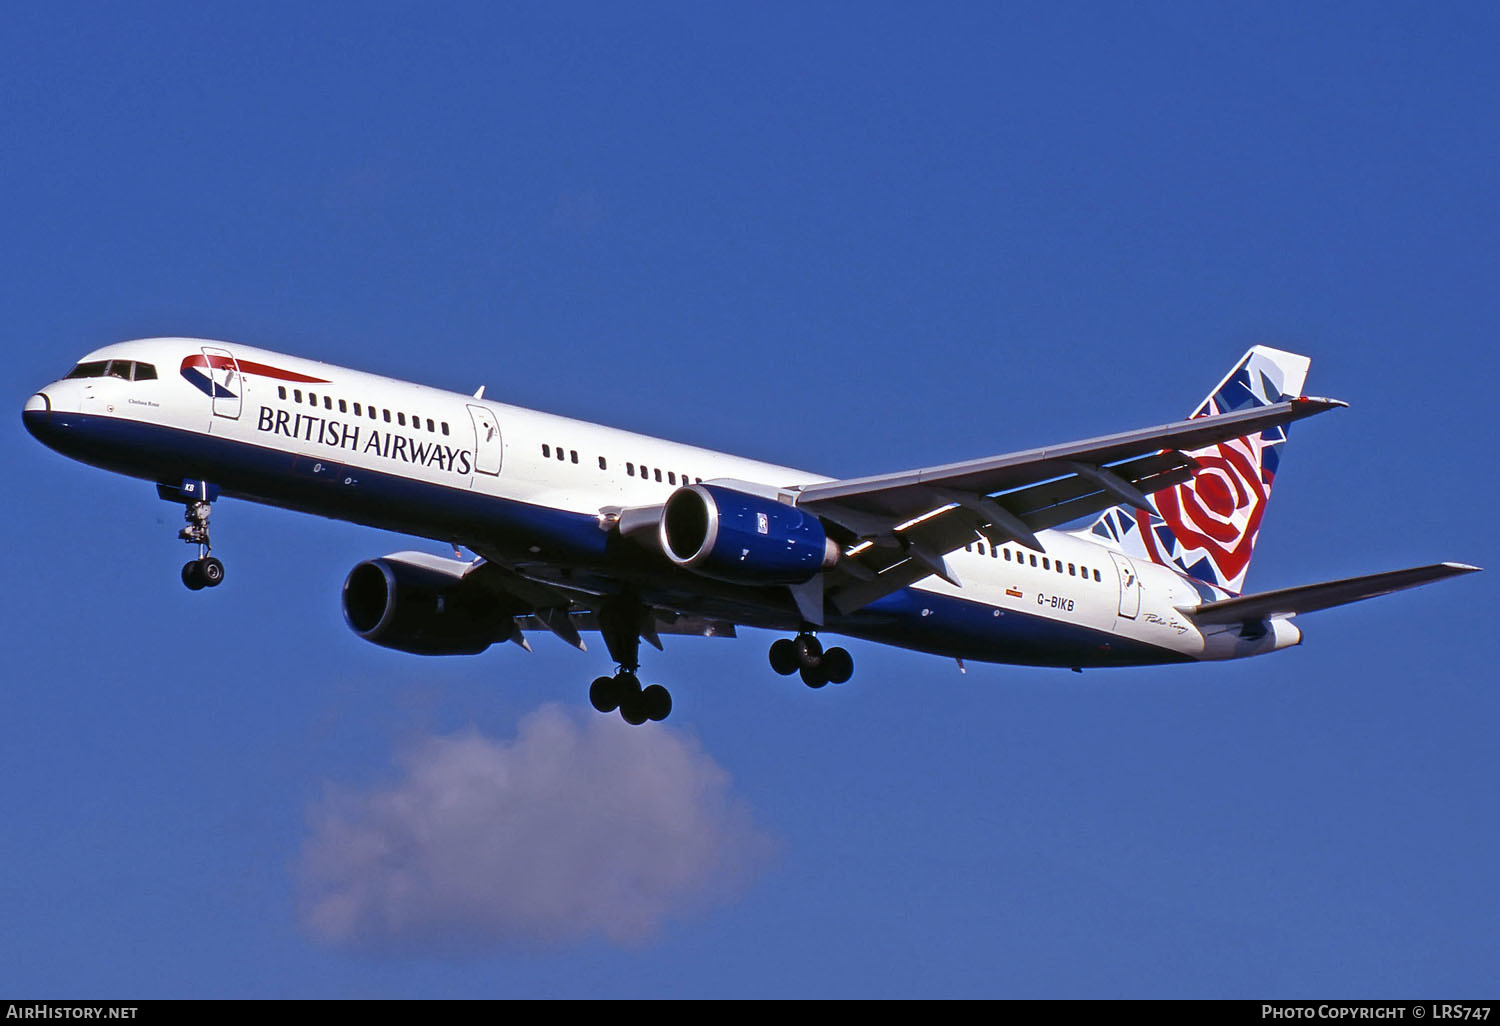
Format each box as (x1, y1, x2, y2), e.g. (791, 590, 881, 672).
(1442, 562, 1483, 573)
(1294, 394, 1350, 410)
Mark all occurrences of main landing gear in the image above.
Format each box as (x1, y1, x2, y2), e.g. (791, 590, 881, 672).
(178, 499, 225, 591)
(588, 597, 672, 724)
(769, 633, 853, 688)
(590, 672, 671, 725)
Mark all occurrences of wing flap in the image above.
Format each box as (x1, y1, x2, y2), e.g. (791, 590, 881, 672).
(1181, 562, 1480, 625)
(515, 610, 738, 640)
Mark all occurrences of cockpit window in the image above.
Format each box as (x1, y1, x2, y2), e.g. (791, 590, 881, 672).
(63, 359, 158, 381)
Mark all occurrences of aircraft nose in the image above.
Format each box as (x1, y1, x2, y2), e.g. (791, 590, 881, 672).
(23, 391, 55, 444)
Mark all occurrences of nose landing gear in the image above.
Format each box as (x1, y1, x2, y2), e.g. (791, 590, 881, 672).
(178, 499, 225, 590)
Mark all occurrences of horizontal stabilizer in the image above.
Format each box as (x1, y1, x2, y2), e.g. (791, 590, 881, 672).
(1182, 562, 1480, 625)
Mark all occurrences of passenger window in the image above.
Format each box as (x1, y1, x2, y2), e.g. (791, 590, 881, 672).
(571, 451, 579, 464)
(353, 403, 362, 416)
(278, 386, 287, 400)
(627, 463, 635, 476)
(992, 545, 999, 558)
(294, 390, 303, 403)
(1029, 554, 1038, 567)
(1068, 563, 1076, 576)
(965, 544, 972, 552)
(309, 392, 318, 405)
(324, 396, 333, 410)
(383, 409, 391, 422)
(1093, 569, 1102, 582)
(557, 447, 565, 461)
(1042, 558, 1050, 570)
(1056, 561, 1064, 574)
(598, 456, 607, 470)
(542, 444, 551, 458)
(369, 406, 377, 420)
(339, 399, 347, 413)
(1004, 549, 1011, 561)
(654, 468, 662, 482)
(977, 542, 986, 556)
(441, 422, 449, 435)
(668, 472, 676, 484)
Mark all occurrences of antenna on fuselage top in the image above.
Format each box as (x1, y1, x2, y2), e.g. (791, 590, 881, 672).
(473, 386, 485, 399)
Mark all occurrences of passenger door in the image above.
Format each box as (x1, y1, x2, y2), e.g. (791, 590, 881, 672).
(201, 346, 242, 422)
(1110, 551, 1141, 619)
(467, 404, 502, 477)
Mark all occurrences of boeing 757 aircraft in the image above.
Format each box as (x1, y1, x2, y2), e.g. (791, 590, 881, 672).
(23, 340, 1478, 723)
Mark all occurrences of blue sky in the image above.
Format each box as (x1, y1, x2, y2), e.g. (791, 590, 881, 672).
(3, 2, 1496, 998)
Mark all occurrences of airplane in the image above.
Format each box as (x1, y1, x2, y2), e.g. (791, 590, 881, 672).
(22, 339, 1478, 723)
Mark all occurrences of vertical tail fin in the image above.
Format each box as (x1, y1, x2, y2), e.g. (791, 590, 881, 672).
(1086, 346, 1311, 594)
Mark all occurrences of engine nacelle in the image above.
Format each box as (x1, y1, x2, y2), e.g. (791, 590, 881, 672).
(660, 484, 838, 585)
(342, 552, 502, 655)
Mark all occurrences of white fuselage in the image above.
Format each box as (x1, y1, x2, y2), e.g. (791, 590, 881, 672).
(24, 337, 1301, 668)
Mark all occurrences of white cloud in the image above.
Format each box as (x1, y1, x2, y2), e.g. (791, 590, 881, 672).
(298, 704, 774, 951)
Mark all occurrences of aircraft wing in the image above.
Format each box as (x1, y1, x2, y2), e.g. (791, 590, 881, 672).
(794, 397, 1346, 616)
(1179, 562, 1480, 625)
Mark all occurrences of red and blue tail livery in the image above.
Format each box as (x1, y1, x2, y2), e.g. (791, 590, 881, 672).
(1088, 347, 1310, 594)
(23, 336, 1479, 724)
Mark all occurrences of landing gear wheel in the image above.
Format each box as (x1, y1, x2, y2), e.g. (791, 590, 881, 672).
(769, 638, 799, 676)
(590, 675, 620, 713)
(200, 556, 225, 587)
(181, 560, 206, 591)
(823, 647, 853, 684)
(794, 634, 823, 665)
(615, 672, 648, 724)
(800, 664, 829, 689)
(641, 684, 672, 722)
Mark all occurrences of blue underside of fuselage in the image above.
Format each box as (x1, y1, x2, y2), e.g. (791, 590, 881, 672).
(22, 409, 1189, 669)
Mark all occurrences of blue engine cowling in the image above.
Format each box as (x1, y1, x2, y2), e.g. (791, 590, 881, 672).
(342, 552, 503, 655)
(660, 484, 838, 585)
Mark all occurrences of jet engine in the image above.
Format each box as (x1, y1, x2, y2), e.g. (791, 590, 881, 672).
(659, 484, 838, 585)
(342, 551, 506, 655)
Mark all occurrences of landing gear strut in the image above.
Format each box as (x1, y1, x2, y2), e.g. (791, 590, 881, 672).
(589, 596, 671, 723)
(178, 499, 225, 590)
(770, 633, 853, 688)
